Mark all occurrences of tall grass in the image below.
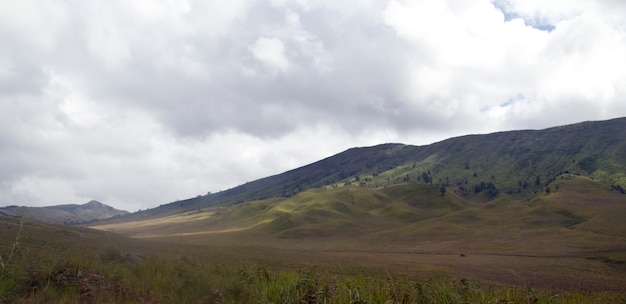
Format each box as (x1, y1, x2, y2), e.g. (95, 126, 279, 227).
(0, 220, 23, 298)
(2, 252, 623, 303)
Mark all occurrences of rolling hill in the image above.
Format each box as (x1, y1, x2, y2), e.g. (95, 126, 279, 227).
(0, 200, 128, 225)
(99, 117, 626, 223)
(93, 176, 626, 255)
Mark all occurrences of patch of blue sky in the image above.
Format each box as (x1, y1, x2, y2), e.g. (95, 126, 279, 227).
(479, 93, 525, 113)
(500, 93, 525, 107)
(492, 0, 516, 21)
(531, 23, 556, 32)
(491, 0, 555, 32)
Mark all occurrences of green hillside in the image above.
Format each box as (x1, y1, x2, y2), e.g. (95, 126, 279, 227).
(96, 117, 626, 223)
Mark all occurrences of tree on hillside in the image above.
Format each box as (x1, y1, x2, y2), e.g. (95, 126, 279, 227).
(440, 185, 446, 196)
(474, 181, 499, 199)
(421, 172, 432, 184)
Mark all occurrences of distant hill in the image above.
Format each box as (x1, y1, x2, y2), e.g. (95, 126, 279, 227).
(98, 117, 626, 223)
(0, 200, 129, 225)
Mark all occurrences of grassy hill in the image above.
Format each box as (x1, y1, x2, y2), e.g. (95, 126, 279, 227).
(92, 176, 626, 256)
(98, 117, 626, 224)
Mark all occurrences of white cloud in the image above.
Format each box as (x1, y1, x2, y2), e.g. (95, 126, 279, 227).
(384, 0, 626, 132)
(84, 7, 133, 71)
(0, 0, 68, 52)
(250, 37, 290, 72)
(1, 0, 625, 210)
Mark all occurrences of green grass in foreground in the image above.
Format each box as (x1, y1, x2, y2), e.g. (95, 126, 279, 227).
(1, 248, 624, 303)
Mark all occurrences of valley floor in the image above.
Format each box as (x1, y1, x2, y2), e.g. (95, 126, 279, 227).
(139, 233, 626, 293)
(2, 217, 626, 303)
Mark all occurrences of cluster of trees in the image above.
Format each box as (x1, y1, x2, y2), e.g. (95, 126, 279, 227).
(473, 181, 499, 199)
(420, 171, 433, 184)
(338, 164, 621, 201)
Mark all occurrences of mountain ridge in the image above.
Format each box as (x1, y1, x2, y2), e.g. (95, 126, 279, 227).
(91, 117, 626, 223)
(0, 200, 128, 225)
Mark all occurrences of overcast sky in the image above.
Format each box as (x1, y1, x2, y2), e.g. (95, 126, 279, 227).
(1, 0, 625, 211)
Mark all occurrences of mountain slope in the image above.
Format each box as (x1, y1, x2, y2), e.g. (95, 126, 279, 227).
(418, 117, 626, 197)
(102, 117, 626, 222)
(0, 200, 128, 225)
(92, 176, 626, 258)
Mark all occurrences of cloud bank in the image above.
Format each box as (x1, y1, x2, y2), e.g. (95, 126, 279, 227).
(1, 0, 625, 211)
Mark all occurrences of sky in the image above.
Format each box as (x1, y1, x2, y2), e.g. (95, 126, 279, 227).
(1, 0, 626, 211)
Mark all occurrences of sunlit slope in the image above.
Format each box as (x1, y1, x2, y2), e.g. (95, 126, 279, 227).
(93, 184, 467, 238)
(93, 176, 626, 260)
(257, 184, 468, 238)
